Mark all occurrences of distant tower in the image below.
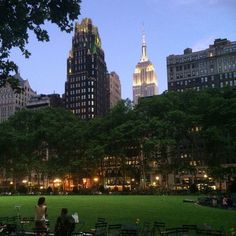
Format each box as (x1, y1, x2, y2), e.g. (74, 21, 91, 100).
(108, 71, 121, 109)
(133, 32, 158, 104)
(65, 18, 109, 119)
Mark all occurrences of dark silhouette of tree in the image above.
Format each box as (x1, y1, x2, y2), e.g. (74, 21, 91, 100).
(1, 88, 236, 192)
(0, 0, 81, 88)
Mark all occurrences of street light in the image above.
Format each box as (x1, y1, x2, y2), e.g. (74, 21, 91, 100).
(82, 178, 87, 188)
(155, 176, 160, 187)
(93, 177, 99, 191)
(203, 174, 209, 190)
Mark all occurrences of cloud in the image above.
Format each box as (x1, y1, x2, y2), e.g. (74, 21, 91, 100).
(208, 0, 219, 4)
(178, 0, 217, 4)
(174, 0, 236, 6)
(192, 36, 217, 52)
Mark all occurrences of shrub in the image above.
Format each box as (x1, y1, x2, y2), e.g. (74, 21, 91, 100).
(189, 184, 198, 193)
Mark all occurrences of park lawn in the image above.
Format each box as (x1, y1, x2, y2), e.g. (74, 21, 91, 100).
(0, 195, 235, 234)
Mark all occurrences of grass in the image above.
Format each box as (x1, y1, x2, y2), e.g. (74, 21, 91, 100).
(0, 195, 235, 234)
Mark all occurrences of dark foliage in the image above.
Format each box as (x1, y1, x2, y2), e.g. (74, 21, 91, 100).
(0, 0, 81, 88)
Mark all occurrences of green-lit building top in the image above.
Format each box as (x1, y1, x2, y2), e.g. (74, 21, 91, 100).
(65, 18, 109, 120)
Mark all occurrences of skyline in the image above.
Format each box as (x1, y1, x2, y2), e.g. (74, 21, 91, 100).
(10, 0, 236, 99)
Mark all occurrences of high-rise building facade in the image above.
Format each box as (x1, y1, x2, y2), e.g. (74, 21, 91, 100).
(133, 34, 158, 105)
(65, 18, 109, 119)
(0, 73, 36, 123)
(47, 93, 64, 108)
(108, 71, 121, 109)
(167, 38, 236, 92)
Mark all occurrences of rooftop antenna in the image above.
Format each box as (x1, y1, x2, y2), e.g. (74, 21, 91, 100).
(140, 23, 148, 62)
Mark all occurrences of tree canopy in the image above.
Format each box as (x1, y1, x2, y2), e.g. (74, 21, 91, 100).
(1, 88, 236, 191)
(0, 0, 81, 88)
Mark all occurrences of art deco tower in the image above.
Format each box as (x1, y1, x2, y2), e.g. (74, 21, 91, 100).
(65, 18, 109, 119)
(133, 33, 158, 104)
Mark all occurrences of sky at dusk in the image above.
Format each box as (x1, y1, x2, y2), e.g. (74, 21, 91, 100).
(10, 0, 236, 100)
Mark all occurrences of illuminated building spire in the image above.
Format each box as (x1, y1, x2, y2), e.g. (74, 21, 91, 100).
(140, 31, 148, 62)
(133, 30, 158, 105)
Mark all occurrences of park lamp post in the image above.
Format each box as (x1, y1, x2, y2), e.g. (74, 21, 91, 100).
(131, 178, 136, 190)
(94, 177, 99, 191)
(82, 178, 87, 188)
(155, 176, 160, 187)
(22, 179, 28, 193)
(9, 181, 14, 193)
(203, 174, 209, 187)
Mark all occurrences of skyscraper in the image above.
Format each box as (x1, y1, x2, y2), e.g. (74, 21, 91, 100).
(65, 18, 109, 119)
(133, 33, 158, 105)
(108, 71, 121, 109)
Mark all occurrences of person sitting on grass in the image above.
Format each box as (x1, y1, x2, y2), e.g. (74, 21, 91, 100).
(222, 196, 228, 208)
(54, 208, 75, 236)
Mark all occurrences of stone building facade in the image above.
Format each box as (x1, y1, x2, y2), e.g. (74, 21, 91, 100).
(0, 73, 36, 123)
(167, 38, 236, 92)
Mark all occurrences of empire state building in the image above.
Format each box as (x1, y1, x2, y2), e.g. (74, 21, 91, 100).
(132, 34, 158, 104)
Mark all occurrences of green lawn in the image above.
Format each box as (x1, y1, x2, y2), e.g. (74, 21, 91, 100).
(0, 195, 235, 234)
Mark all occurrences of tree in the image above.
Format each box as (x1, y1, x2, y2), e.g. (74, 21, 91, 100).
(0, 107, 81, 191)
(102, 100, 136, 190)
(0, 0, 81, 88)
